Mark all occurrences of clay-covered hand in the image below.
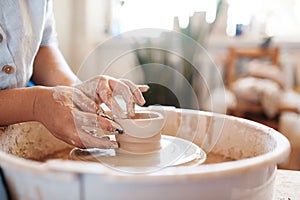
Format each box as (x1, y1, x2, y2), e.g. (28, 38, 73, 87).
(75, 75, 149, 118)
(33, 86, 122, 149)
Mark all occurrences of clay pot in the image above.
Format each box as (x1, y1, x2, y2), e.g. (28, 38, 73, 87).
(115, 111, 164, 154)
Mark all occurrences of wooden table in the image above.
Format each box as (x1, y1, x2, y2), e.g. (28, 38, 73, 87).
(274, 169, 300, 199)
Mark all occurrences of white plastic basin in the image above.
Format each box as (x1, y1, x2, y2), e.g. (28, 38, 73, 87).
(0, 107, 290, 200)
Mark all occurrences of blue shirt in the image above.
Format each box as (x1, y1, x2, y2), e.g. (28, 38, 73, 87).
(0, 0, 58, 89)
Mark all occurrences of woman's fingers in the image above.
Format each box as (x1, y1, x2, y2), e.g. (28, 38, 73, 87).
(138, 85, 150, 93)
(97, 86, 126, 118)
(76, 75, 149, 118)
(109, 80, 134, 116)
(120, 79, 148, 106)
(72, 109, 123, 134)
(60, 86, 125, 135)
(76, 129, 119, 149)
(70, 109, 123, 149)
(69, 86, 125, 121)
(108, 78, 139, 117)
(37, 87, 120, 149)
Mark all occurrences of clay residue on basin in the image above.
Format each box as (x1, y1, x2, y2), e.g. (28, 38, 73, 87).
(36, 148, 235, 165)
(34, 148, 73, 162)
(204, 152, 235, 164)
(0, 122, 235, 165)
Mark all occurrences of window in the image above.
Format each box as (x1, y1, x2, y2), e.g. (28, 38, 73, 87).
(227, 0, 300, 37)
(112, 0, 218, 33)
(112, 0, 300, 38)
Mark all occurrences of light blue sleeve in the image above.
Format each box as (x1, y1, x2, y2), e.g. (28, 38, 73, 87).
(40, 0, 58, 47)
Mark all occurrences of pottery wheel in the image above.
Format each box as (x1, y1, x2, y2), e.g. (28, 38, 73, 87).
(69, 135, 206, 173)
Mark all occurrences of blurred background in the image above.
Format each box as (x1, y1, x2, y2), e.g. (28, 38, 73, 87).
(52, 0, 300, 169)
(53, 0, 300, 73)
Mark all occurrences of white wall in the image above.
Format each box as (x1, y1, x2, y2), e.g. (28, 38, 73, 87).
(53, 0, 110, 75)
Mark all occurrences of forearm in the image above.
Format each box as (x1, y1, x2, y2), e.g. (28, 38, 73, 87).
(32, 46, 78, 86)
(0, 87, 43, 125)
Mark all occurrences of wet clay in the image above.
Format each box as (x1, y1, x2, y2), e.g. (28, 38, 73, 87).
(114, 111, 164, 154)
(115, 131, 161, 154)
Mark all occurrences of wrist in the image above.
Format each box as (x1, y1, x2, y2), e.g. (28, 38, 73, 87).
(31, 86, 52, 122)
(0, 86, 50, 126)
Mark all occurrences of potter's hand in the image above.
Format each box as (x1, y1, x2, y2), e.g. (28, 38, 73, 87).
(75, 75, 149, 118)
(33, 86, 122, 149)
